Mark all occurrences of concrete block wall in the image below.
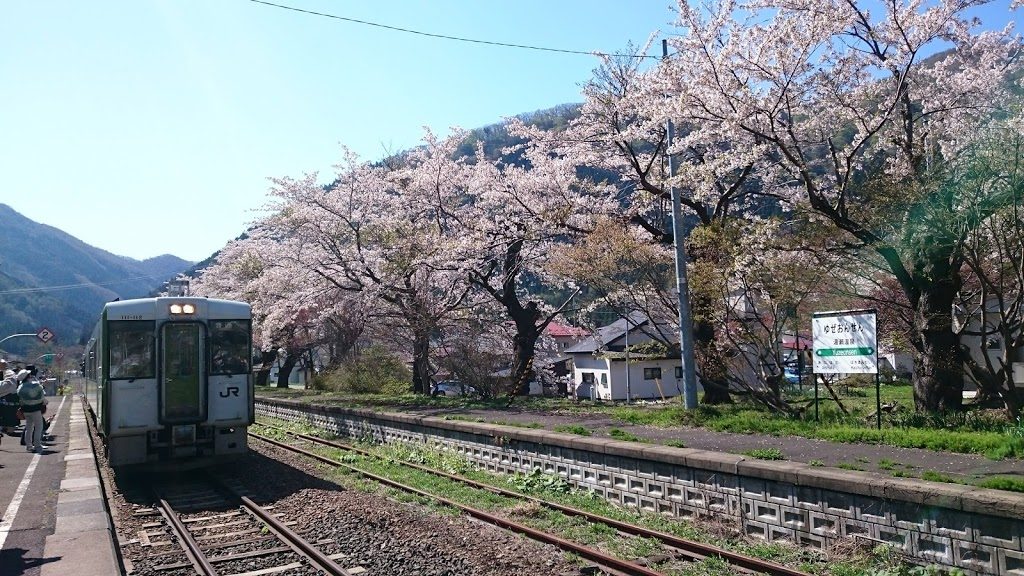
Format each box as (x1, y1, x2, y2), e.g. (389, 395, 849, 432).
(257, 398, 1024, 576)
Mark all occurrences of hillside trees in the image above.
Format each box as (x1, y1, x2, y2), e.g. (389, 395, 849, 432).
(652, 0, 1022, 411)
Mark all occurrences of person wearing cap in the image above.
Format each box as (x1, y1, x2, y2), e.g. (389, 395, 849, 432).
(17, 365, 48, 453)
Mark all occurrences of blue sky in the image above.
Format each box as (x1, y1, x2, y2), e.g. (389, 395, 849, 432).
(1, 0, 670, 262)
(1, 1, 1018, 263)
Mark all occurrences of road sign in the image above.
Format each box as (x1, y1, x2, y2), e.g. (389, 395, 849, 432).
(36, 327, 55, 344)
(812, 310, 877, 374)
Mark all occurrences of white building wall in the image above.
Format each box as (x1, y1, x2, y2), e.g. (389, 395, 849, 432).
(572, 356, 611, 400)
(572, 356, 696, 401)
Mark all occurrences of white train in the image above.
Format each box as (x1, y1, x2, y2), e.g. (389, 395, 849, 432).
(83, 297, 253, 466)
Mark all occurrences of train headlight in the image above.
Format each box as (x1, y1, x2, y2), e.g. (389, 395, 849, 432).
(169, 303, 196, 315)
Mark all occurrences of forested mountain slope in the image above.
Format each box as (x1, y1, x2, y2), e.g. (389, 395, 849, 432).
(0, 203, 192, 351)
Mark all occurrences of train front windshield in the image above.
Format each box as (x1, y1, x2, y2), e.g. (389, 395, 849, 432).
(108, 321, 155, 379)
(161, 323, 204, 422)
(210, 320, 251, 375)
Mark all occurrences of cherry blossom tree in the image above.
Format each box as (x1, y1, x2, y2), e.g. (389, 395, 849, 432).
(192, 224, 366, 387)
(456, 133, 615, 396)
(954, 119, 1024, 415)
(263, 135, 480, 394)
(513, 45, 783, 404)
(654, 0, 1021, 411)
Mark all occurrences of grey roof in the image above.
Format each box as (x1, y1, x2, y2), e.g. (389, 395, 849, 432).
(564, 311, 672, 354)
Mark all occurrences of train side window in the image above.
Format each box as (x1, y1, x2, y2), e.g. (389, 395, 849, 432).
(210, 320, 251, 375)
(109, 321, 155, 379)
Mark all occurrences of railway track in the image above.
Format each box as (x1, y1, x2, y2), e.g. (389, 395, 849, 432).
(252, 424, 814, 576)
(124, 472, 362, 576)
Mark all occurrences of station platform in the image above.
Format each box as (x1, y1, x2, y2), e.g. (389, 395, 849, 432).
(0, 395, 121, 576)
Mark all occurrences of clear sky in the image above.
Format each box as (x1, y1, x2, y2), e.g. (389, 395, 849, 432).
(1, 1, 1017, 263)
(1, 0, 671, 262)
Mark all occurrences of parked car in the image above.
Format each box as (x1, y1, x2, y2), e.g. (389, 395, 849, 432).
(783, 364, 812, 385)
(430, 380, 477, 397)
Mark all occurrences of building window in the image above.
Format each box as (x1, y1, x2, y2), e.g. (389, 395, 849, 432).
(581, 372, 595, 384)
(675, 366, 683, 378)
(644, 367, 662, 380)
(600, 373, 609, 388)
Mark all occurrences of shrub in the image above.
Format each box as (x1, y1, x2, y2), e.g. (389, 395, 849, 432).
(319, 345, 411, 394)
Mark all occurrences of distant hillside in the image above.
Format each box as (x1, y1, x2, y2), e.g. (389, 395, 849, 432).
(0, 204, 194, 352)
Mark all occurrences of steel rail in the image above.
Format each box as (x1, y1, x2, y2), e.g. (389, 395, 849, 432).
(276, 427, 811, 576)
(204, 474, 354, 576)
(154, 496, 219, 576)
(252, 431, 667, 576)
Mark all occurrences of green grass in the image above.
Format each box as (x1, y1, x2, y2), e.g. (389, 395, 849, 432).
(977, 476, 1024, 493)
(608, 428, 646, 443)
(553, 424, 591, 436)
(741, 448, 785, 460)
(920, 470, 963, 484)
(254, 384, 1024, 462)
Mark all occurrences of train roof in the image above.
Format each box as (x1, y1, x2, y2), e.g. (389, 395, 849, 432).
(103, 297, 250, 320)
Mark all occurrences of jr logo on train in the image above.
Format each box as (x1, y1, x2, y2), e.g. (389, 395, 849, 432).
(82, 297, 254, 467)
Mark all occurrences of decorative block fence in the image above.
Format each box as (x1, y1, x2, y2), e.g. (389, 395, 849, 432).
(256, 398, 1024, 576)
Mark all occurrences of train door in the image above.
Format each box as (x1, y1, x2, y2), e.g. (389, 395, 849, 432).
(160, 322, 207, 424)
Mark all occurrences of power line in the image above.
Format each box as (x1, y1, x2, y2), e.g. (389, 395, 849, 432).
(247, 0, 657, 59)
(0, 275, 171, 296)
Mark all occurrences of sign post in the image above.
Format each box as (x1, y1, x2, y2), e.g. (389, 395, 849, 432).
(36, 327, 55, 344)
(812, 309, 880, 429)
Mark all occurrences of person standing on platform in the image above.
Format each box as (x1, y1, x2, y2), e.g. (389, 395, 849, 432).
(17, 365, 48, 453)
(0, 360, 20, 438)
(0, 360, 17, 445)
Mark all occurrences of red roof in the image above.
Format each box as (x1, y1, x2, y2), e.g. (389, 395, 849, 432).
(782, 335, 813, 350)
(545, 322, 589, 337)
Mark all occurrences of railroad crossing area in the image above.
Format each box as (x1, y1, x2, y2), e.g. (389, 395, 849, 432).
(0, 395, 120, 576)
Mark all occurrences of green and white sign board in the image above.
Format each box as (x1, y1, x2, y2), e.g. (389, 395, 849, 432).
(812, 309, 877, 374)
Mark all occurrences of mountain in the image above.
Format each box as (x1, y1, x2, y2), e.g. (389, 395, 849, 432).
(0, 204, 194, 353)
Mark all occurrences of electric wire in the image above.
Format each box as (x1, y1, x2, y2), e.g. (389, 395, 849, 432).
(0, 274, 173, 295)
(247, 0, 657, 59)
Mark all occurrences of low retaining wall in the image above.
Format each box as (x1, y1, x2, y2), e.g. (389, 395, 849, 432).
(256, 397, 1024, 576)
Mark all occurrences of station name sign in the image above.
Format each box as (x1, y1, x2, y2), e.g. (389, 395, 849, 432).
(812, 309, 877, 374)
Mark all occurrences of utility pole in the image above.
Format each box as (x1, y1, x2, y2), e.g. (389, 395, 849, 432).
(624, 315, 631, 403)
(664, 39, 699, 409)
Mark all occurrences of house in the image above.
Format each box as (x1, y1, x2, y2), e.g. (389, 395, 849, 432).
(564, 312, 699, 401)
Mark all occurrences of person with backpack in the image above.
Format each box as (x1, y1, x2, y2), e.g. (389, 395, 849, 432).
(17, 365, 48, 453)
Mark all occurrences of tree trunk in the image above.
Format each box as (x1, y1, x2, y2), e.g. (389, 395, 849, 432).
(411, 328, 431, 395)
(693, 315, 733, 404)
(687, 237, 733, 405)
(276, 353, 299, 388)
(510, 327, 541, 396)
(505, 298, 544, 397)
(912, 274, 963, 411)
(255, 350, 277, 387)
